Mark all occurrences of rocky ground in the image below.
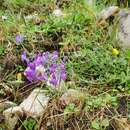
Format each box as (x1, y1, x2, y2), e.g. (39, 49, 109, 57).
(0, 0, 130, 130)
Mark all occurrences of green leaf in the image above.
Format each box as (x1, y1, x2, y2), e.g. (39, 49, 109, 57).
(64, 103, 75, 114)
(126, 50, 130, 58)
(91, 120, 100, 130)
(23, 118, 37, 130)
(0, 47, 5, 56)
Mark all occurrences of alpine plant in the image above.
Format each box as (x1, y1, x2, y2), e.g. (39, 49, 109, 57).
(22, 51, 66, 88)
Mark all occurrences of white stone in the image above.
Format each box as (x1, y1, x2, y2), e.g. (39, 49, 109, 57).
(3, 106, 23, 130)
(53, 9, 63, 17)
(20, 88, 49, 118)
(118, 14, 130, 48)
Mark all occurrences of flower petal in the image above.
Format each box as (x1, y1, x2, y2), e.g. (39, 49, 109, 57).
(52, 51, 58, 61)
(21, 51, 28, 63)
(15, 34, 24, 43)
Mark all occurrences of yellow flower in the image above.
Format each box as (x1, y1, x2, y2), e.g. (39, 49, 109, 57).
(112, 48, 119, 56)
(16, 73, 22, 81)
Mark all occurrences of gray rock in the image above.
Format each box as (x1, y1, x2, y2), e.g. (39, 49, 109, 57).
(117, 14, 130, 48)
(3, 106, 23, 130)
(97, 6, 119, 25)
(117, 9, 129, 18)
(97, 7, 130, 48)
(20, 88, 49, 118)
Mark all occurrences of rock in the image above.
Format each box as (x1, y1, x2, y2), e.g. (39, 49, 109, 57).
(20, 88, 49, 118)
(117, 9, 129, 18)
(59, 89, 85, 107)
(3, 106, 23, 130)
(117, 14, 130, 48)
(53, 9, 64, 17)
(97, 6, 119, 25)
(0, 101, 16, 112)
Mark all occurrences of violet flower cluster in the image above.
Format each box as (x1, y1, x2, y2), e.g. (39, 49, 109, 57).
(22, 51, 66, 87)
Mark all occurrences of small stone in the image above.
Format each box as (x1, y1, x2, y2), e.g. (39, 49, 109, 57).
(3, 106, 23, 130)
(53, 9, 63, 17)
(20, 88, 49, 118)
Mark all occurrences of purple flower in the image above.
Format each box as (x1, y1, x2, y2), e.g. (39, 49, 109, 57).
(34, 55, 43, 66)
(52, 51, 58, 61)
(21, 51, 28, 63)
(15, 34, 24, 43)
(24, 67, 36, 81)
(42, 51, 49, 60)
(49, 64, 57, 73)
(60, 71, 66, 80)
(38, 73, 47, 81)
(49, 74, 58, 86)
(60, 61, 65, 70)
(28, 62, 35, 70)
(36, 72, 47, 81)
(22, 51, 67, 87)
